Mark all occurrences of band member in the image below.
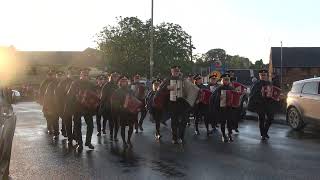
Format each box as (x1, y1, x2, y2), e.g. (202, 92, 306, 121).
(39, 70, 55, 105)
(208, 73, 220, 130)
(156, 65, 188, 144)
(186, 73, 194, 126)
(193, 74, 212, 136)
(39, 70, 55, 133)
(226, 70, 240, 133)
(96, 75, 107, 136)
(131, 74, 147, 133)
(111, 75, 136, 148)
(145, 78, 163, 140)
(248, 69, 275, 140)
(100, 72, 120, 141)
(56, 67, 74, 143)
(210, 73, 235, 142)
(43, 71, 65, 139)
(66, 68, 97, 151)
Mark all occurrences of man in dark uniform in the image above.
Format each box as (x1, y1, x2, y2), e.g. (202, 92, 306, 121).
(248, 69, 275, 140)
(210, 73, 235, 142)
(43, 70, 65, 139)
(193, 74, 213, 136)
(100, 72, 120, 141)
(145, 78, 163, 140)
(226, 70, 240, 133)
(39, 70, 55, 105)
(96, 75, 107, 136)
(131, 74, 147, 133)
(66, 68, 96, 150)
(55, 67, 74, 139)
(208, 73, 220, 131)
(156, 65, 188, 144)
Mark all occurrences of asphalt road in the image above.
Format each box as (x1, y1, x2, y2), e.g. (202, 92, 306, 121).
(8, 102, 320, 180)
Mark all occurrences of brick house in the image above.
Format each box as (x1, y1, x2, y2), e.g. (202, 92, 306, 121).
(269, 47, 320, 88)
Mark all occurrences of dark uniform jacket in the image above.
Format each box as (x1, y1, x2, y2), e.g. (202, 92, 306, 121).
(39, 78, 53, 105)
(54, 78, 73, 116)
(111, 86, 134, 114)
(209, 84, 234, 112)
(100, 81, 118, 114)
(43, 79, 60, 115)
(248, 80, 274, 113)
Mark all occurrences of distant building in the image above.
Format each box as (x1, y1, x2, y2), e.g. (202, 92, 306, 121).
(269, 47, 320, 87)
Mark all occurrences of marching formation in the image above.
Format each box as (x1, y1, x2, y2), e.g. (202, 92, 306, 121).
(38, 66, 280, 152)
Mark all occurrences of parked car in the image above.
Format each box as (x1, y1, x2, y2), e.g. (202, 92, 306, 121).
(12, 90, 21, 103)
(0, 89, 16, 179)
(286, 77, 320, 130)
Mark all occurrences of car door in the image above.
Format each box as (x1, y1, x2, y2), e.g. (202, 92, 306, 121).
(300, 81, 320, 119)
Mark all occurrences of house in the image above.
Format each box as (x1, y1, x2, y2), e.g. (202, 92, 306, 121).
(269, 47, 320, 87)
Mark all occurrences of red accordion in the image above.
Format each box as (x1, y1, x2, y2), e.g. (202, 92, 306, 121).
(231, 82, 247, 94)
(261, 85, 281, 101)
(199, 89, 212, 105)
(124, 95, 143, 114)
(152, 89, 169, 110)
(220, 90, 241, 108)
(77, 90, 100, 111)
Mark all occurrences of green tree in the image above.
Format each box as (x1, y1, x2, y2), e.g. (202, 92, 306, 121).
(226, 55, 252, 69)
(250, 59, 265, 69)
(204, 48, 227, 64)
(96, 17, 194, 78)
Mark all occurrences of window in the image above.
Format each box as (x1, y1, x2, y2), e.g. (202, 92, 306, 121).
(291, 83, 304, 93)
(301, 82, 319, 95)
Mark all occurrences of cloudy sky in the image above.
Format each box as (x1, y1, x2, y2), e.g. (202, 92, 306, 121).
(1, 0, 320, 63)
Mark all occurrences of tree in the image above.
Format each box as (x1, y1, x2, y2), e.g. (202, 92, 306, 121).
(204, 48, 227, 64)
(96, 17, 194, 78)
(250, 59, 265, 69)
(226, 55, 252, 69)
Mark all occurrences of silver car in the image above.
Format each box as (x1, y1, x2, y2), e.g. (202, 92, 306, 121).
(286, 77, 320, 130)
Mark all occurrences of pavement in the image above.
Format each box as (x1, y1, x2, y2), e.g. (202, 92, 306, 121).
(8, 102, 320, 180)
(245, 111, 287, 125)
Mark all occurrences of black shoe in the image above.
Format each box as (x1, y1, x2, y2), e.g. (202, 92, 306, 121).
(135, 129, 139, 133)
(77, 144, 83, 152)
(187, 122, 191, 127)
(110, 136, 114, 141)
(222, 136, 228, 143)
(172, 140, 178, 144)
(102, 130, 107, 135)
(139, 125, 144, 131)
(235, 129, 239, 133)
(155, 133, 162, 140)
(127, 141, 133, 148)
(265, 134, 270, 139)
(62, 132, 67, 137)
(123, 142, 128, 149)
(261, 136, 267, 141)
(114, 137, 119, 142)
(67, 139, 73, 145)
(178, 139, 184, 144)
(53, 135, 59, 140)
(85, 143, 95, 149)
(97, 132, 101, 137)
(162, 122, 167, 126)
(228, 134, 234, 142)
(194, 130, 200, 136)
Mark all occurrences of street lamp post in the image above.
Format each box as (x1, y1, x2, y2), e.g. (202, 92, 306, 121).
(150, 0, 154, 79)
(280, 41, 283, 88)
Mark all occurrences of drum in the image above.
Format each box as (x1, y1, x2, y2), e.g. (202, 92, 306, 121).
(124, 95, 143, 114)
(199, 89, 212, 105)
(182, 79, 200, 107)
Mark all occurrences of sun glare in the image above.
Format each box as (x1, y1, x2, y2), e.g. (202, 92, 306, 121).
(0, 49, 24, 86)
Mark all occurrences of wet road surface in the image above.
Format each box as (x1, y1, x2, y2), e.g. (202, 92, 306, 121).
(9, 102, 320, 180)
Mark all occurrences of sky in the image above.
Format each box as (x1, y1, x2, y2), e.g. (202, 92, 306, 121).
(1, 0, 320, 63)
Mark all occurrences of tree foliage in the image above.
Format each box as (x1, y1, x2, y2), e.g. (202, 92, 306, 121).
(96, 17, 194, 78)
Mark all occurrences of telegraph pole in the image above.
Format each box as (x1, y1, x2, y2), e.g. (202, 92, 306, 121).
(280, 41, 283, 87)
(150, 0, 154, 79)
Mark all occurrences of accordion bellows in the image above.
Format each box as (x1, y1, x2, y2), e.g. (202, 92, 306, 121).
(124, 95, 143, 113)
(76, 90, 100, 111)
(261, 85, 282, 101)
(220, 90, 242, 108)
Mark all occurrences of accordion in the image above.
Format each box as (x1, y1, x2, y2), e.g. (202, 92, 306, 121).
(231, 82, 247, 94)
(199, 89, 212, 105)
(182, 79, 200, 107)
(153, 88, 169, 110)
(220, 90, 233, 108)
(77, 90, 100, 111)
(124, 95, 143, 114)
(134, 84, 146, 100)
(170, 80, 183, 101)
(261, 85, 282, 101)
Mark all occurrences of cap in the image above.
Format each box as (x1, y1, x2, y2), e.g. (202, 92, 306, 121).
(209, 72, 219, 79)
(226, 70, 234, 74)
(134, 74, 141, 78)
(170, 65, 181, 69)
(80, 68, 90, 73)
(259, 69, 268, 74)
(193, 74, 202, 80)
(152, 78, 162, 84)
(56, 70, 65, 75)
(117, 75, 128, 83)
(221, 73, 231, 78)
(47, 69, 55, 75)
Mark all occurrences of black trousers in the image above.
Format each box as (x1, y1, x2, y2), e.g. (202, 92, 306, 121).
(257, 110, 274, 137)
(231, 107, 241, 130)
(110, 110, 119, 139)
(46, 113, 59, 135)
(96, 113, 107, 132)
(73, 114, 94, 145)
(64, 114, 73, 141)
(219, 108, 233, 136)
(119, 112, 134, 143)
(169, 101, 187, 141)
(151, 109, 163, 135)
(194, 104, 210, 132)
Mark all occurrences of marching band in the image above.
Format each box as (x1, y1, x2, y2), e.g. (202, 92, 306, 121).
(39, 66, 279, 152)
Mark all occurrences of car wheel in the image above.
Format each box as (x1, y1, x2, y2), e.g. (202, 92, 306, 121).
(287, 107, 304, 130)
